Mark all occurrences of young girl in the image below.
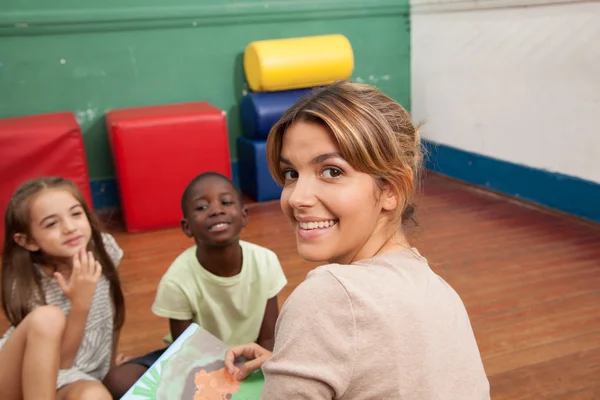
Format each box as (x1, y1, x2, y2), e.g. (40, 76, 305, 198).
(0, 177, 126, 400)
(225, 81, 491, 399)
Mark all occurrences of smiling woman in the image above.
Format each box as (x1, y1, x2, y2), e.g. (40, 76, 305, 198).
(268, 80, 421, 265)
(225, 81, 491, 399)
(278, 121, 397, 263)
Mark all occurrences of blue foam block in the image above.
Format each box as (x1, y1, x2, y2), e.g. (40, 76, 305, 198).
(237, 137, 282, 202)
(240, 88, 316, 140)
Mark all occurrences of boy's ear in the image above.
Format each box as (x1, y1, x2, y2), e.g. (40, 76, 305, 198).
(13, 233, 40, 252)
(180, 218, 193, 238)
(241, 206, 249, 228)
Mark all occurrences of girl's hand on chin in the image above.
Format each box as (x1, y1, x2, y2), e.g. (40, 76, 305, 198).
(54, 248, 102, 309)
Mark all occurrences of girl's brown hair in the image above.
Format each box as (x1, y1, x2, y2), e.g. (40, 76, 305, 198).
(266, 80, 422, 227)
(1, 177, 125, 330)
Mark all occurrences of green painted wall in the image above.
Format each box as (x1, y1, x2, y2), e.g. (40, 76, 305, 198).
(0, 0, 410, 180)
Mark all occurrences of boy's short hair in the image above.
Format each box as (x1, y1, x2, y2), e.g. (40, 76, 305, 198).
(180, 172, 243, 217)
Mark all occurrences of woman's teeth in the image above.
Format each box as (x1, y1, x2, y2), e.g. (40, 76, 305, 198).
(299, 220, 337, 230)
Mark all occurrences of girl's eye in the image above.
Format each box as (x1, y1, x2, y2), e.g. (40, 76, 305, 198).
(45, 221, 57, 228)
(72, 211, 83, 217)
(196, 205, 208, 211)
(322, 167, 343, 179)
(222, 200, 234, 206)
(283, 170, 298, 181)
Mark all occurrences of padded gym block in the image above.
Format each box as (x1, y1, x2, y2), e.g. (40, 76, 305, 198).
(0, 112, 92, 252)
(237, 137, 282, 202)
(240, 88, 316, 140)
(244, 34, 354, 92)
(106, 102, 231, 233)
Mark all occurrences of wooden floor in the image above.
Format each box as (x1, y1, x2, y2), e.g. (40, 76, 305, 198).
(2, 173, 600, 399)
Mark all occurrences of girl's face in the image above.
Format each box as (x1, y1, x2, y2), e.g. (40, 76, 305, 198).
(279, 120, 397, 265)
(17, 188, 92, 259)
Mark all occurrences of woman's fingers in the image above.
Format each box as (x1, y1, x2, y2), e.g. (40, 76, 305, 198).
(224, 343, 272, 380)
(237, 356, 269, 380)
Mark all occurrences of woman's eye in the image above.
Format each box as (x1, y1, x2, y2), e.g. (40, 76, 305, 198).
(322, 167, 343, 179)
(283, 170, 298, 180)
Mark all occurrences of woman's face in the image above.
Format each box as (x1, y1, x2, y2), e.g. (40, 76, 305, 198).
(279, 120, 396, 265)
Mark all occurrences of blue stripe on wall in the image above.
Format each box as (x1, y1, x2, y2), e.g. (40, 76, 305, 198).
(423, 140, 600, 223)
(90, 161, 240, 211)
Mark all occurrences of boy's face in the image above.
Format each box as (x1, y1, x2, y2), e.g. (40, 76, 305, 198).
(181, 176, 248, 247)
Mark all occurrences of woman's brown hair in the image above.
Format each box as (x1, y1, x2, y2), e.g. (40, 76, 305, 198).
(1, 177, 125, 330)
(266, 80, 423, 227)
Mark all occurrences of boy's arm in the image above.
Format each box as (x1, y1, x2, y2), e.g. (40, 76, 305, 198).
(257, 296, 279, 352)
(169, 318, 193, 342)
(256, 251, 287, 352)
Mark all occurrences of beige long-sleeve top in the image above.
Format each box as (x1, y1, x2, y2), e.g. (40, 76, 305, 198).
(261, 249, 490, 399)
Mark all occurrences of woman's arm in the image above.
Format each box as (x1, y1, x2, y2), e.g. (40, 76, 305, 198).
(229, 270, 356, 399)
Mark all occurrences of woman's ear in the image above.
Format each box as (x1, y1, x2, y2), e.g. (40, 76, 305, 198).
(381, 167, 414, 212)
(381, 185, 400, 212)
(13, 233, 40, 252)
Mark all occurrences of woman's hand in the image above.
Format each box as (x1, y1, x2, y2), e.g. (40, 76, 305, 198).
(55, 248, 102, 310)
(225, 343, 273, 381)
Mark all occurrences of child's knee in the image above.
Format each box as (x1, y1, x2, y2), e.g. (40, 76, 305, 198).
(28, 305, 66, 339)
(66, 381, 112, 400)
(81, 383, 112, 400)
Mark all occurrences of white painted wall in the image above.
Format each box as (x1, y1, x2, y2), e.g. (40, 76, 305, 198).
(411, 0, 600, 183)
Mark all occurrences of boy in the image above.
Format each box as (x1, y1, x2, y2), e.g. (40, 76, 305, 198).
(103, 172, 287, 398)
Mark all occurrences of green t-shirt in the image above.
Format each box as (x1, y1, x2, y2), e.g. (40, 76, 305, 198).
(151, 240, 287, 345)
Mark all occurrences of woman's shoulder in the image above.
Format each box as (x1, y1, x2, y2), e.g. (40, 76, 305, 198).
(284, 267, 353, 314)
(308, 249, 454, 304)
(287, 249, 438, 311)
(323, 248, 432, 280)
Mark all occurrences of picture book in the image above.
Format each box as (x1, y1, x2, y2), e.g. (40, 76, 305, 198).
(121, 323, 264, 400)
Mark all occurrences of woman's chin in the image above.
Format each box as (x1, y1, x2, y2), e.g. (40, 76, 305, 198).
(297, 245, 334, 264)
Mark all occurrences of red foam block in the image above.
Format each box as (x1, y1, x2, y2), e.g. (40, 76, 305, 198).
(0, 112, 92, 252)
(106, 102, 231, 233)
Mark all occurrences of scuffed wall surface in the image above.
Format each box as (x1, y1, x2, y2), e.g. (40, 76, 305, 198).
(411, 0, 600, 183)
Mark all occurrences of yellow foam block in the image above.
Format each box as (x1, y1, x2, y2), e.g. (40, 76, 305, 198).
(244, 34, 354, 92)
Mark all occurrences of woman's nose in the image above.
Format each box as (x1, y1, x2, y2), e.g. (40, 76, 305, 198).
(287, 176, 318, 209)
